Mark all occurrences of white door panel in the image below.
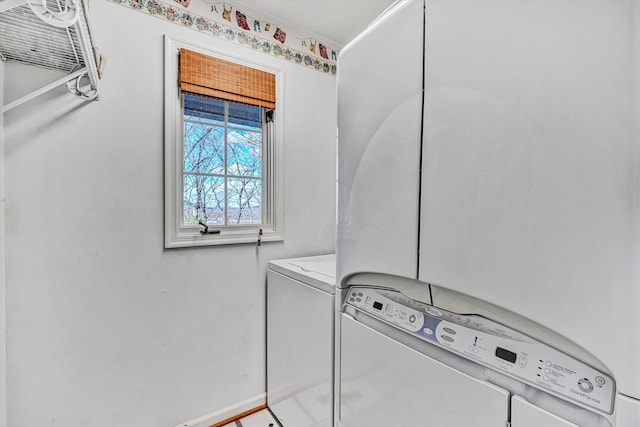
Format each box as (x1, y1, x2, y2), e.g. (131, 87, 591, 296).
(615, 394, 640, 427)
(337, 0, 424, 285)
(511, 396, 578, 427)
(340, 315, 509, 427)
(420, 0, 639, 397)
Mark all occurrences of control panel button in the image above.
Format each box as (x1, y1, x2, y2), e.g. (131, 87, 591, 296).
(409, 315, 416, 323)
(578, 378, 594, 393)
(595, 376, 606, 386)
(443, 327, 457, 335)
(423, 328, 433, 335)
(519, 355, 527, 368)
(440, 335, 454, 343)
(425, 307, 442, 317)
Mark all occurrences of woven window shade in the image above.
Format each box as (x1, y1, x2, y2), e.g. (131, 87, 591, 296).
(180, 49, 276, 109)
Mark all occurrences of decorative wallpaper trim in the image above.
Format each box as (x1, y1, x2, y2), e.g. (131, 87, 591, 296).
(108, 0, 338, 75)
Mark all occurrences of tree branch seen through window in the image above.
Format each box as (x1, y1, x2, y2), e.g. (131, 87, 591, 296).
(182, 94, 267, 227)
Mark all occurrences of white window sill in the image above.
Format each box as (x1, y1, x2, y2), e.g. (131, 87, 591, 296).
(165, 228, 283, 248)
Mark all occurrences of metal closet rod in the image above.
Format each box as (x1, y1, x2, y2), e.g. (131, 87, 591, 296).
(2, 67, 89, 113)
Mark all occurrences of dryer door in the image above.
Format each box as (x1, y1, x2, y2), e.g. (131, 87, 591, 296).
(511, 396, 578, 427)
(339, 315, 509, 426)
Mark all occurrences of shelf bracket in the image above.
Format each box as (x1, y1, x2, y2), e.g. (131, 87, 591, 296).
(2, 67, 93, 113)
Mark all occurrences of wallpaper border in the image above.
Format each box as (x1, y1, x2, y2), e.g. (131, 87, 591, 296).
(108, 0, 338, 75)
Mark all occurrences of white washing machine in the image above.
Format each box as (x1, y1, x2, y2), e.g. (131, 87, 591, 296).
(267, 254, 336, 427)
(340, 284, 615, 427)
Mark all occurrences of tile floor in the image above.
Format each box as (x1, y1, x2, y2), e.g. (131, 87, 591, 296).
(220, 409, 281, 427)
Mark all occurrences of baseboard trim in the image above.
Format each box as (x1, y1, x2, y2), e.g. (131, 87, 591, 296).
(208, 404, 268, 427)
(174, 393, 267, 427)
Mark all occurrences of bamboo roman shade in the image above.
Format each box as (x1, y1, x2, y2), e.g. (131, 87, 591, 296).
(179, 49, 276, 109)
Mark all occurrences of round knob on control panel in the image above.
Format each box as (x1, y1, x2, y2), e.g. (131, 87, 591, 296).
(578, 378, 594, 393)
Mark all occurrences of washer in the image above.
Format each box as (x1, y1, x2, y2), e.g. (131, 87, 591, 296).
(267, 254, 336, 427)
(341, 284, 614, 427)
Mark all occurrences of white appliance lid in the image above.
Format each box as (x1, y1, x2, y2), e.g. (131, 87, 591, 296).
(268, 254, 336, 294)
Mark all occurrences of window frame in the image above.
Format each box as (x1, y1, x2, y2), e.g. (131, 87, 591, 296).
(164, 35, 284, 248)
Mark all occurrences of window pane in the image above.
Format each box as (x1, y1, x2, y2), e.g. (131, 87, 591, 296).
(227, 178, 262, 225)
(183, 175, 225, 225)
(228, 102, 263, 130)
(184, 123, 225, 175)
(184, 94, 224, 124)
(227, 129, 263, 177)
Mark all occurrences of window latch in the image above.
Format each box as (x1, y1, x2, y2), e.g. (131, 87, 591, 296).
(198, 220, 221, 235)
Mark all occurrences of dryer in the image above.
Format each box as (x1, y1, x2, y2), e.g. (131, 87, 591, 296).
(267, 254, 336, 427)
(336, 0, 640, 425)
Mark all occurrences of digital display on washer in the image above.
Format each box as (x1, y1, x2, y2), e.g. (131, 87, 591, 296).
(495, 347, 517, 363)
(372, 301, 383, 310)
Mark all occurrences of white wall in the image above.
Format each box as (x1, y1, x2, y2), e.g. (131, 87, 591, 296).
(1, 58, 8, 427)
(3, 1, 336, 426)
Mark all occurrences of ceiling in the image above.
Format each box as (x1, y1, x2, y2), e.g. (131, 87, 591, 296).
(229, 0, 398, 48)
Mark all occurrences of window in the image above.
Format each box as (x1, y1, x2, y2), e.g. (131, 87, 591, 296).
(183, 96, 265, 226)
(164, 36, 283, 248)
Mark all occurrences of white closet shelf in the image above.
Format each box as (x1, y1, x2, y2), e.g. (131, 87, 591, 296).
(0, 0, 104, 112)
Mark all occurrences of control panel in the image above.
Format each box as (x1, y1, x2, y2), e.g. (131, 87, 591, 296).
(344, 287, 616, 414)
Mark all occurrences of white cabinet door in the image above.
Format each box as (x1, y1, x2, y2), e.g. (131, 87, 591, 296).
(419, 0, 639, 397)
(336, 0, 423, 285)
(511, 396, 578, 427)
(340, 315, 509, 427)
